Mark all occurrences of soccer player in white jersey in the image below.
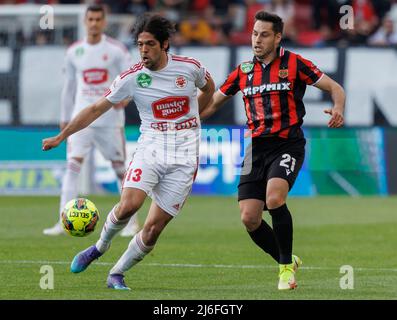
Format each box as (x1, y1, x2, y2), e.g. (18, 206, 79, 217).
(43, 5, 139, 237)
(42, 13, 215, 290)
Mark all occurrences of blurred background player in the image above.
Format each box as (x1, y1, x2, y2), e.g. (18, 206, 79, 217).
(43, 4, 140, 237)
(200, 11, 345, 290)
(42, 13, 215, 290)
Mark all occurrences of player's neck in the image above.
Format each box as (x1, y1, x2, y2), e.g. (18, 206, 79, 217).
(152, 52, 169, 71)
(257, 50, 277, 65)
(86, 34, 102, 45)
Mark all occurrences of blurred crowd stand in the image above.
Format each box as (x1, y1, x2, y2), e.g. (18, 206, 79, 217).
(1, 0, 397, 48)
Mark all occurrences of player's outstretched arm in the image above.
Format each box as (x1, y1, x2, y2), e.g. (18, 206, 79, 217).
(42, 97, 114, 151)
(200, 90, 231, 120)
(314, 74, 345, 128)
(198, 76, 215, 114)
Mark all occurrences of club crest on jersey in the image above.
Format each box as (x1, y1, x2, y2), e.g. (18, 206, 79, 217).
(103, 54, 108, 61)
(75, 47, 84, 56)
(279, 69, 289, 79)
(240, 62, 254, 74)
(175, 75, 187, 88)
(136, 73, 152, 88)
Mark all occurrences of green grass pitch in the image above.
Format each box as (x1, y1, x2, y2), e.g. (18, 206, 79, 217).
(0, 195, 396, 300)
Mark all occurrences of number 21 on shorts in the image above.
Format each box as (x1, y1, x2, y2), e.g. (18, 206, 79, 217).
(279, 153, 296, 176)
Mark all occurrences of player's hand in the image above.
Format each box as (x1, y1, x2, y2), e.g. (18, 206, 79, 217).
(42, 135, 62, 151)
(324, 107, 344, 128)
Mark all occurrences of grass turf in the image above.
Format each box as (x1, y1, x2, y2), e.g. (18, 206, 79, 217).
(0, 195, 396, 300)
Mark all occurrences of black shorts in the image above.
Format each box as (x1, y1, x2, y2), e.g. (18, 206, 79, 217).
(238, 136, 306, 203)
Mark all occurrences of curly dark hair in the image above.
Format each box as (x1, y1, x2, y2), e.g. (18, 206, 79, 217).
(132, 13, 176, 52)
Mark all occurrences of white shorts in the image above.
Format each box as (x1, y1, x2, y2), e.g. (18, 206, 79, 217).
(67, 127, 126, 162)
(122, 143, 198, 217)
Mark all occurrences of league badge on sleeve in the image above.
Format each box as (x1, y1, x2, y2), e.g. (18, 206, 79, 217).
(240, 62, 254, 74)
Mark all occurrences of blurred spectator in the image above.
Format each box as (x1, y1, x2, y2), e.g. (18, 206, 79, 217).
(206, 0, 245, 39)
(179, 14, 213, 45)
(371, 0, 392, 22)
(190, 0, 210, 13)
(102, 0, 151, 14)
(208, 15, 229, 45)
(267, 0, 296, 43)
(57, 0, 82, 4)
(346, 0, 380, 44)
(209, 0, 231, 16)
(244, 0, 266, 33)
(102, 0, 129, 13)
(390, 1, 397, 26)
(126, 0, 151, 15)
(154, 0, 189, 22)
(312, 0, 350, 42)
(2, 0, 397, 48)
(368, 15, 397, 46)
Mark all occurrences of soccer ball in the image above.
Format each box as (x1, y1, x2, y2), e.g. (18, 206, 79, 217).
(61, 198, 99, 237)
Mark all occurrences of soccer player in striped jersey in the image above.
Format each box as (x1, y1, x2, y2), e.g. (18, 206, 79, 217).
(200, 11, 345, 290)
(43, 4, 140, 237)
(42, 13, 215, 290)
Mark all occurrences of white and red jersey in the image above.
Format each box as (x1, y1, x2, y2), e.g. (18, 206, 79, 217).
(105, 53, 210, 148)
(61, 34, 132, 127)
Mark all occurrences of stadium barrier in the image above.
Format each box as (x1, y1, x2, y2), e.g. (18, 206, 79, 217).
(0, 126, 392, 196)
(0, 46, 397, 126)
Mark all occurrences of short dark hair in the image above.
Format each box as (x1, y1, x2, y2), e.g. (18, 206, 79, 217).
(132, 13, 176, 52)
(254, 11, 284, 34)
(85, 4, 106, 18)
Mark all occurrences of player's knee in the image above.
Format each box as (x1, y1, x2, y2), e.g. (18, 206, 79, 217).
(240, 210, 261, 231)
(266, 193, 285, 210)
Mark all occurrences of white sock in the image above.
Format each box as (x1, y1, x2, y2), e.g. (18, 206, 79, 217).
(109, 231, 154, 275)
(96, 206, 129, 253)
(59, 159, 82, 222)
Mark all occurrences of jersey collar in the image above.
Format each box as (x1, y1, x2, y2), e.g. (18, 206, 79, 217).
(84, 34, 106, 46)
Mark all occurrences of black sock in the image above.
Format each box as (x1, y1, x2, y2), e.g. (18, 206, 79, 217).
(247, 220, 280, 263)
(269, 204, 293, 264)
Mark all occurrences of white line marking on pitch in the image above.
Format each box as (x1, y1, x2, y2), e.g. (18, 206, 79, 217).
(0, 260, 396, 272)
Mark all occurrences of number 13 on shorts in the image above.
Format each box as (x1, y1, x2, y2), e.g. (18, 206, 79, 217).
(126, 168, 142, 182)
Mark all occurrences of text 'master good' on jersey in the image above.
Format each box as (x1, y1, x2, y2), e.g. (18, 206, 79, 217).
(219, 47, 324, 139)
(105, 53, 210, 146)
(61, 34, 132, 127)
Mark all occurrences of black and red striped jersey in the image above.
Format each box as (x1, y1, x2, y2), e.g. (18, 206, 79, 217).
(219, 47, 324, 138)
